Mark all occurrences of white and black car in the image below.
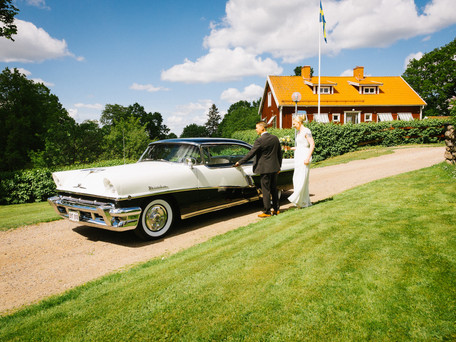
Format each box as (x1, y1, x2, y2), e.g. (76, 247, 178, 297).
(48, 138, 294, 239)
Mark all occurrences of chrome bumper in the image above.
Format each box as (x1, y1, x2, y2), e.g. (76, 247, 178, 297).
(48, 195, 142, 232)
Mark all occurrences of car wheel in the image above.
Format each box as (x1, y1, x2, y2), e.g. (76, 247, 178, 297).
(134, 198, 176, 239)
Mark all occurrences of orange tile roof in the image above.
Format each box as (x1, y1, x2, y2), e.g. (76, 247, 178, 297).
(268, 75, 426, 107)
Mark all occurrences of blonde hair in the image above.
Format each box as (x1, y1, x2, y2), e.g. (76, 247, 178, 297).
(293, 115, 307, 124)
(256, 121, 268, 130)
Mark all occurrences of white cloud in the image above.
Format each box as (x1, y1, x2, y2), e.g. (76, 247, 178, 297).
(340, 69, 353, 77)
(162, 0, 456, 83)
(74, 103, 104, 110)
(161, 47, 282, 83)
(67, 108, 78, 119)
(24, 0, 50, 9)
(0, 20, 82, 62)
(130, 83, 170, 92)
(166, 99, 214, 135)
(220, 83, 264, 103)
(9, 67, 53, 86)
(404, 51, 424, 69)
(31, 78, 54, 87)
(15, 68, 32, 76)
(69, 103, 104, 123)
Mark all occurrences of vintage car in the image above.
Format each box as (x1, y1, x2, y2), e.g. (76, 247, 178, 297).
(48, 138, 294, 239)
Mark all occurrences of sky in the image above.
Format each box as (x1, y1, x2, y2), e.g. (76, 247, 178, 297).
(1, 0, 455, 136)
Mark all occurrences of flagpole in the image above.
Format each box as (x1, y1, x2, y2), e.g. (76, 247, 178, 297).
(318, 3, 321, 121)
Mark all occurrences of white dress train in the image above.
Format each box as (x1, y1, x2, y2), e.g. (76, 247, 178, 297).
(288, 127, 312, 208)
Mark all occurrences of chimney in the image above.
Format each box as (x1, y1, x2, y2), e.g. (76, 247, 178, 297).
(301, 66, 311, 80)
(353, 66, 364, 80)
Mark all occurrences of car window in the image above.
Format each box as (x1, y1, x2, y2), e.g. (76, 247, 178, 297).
(202, 144, 251, 166)
(140, 144, 202, 163)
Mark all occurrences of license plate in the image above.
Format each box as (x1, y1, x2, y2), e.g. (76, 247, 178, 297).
(68, 211, 79, 222)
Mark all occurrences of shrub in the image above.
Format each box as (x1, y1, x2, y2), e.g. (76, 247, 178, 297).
(0, 159, 135, 205)
(232, 118, 452, 162)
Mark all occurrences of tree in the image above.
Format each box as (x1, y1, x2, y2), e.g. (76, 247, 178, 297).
(402, 38, 456, 117)
(0, 68, 71, 171)
(180, 124, 208, 138)
(449, 96, 456, 118)
(100, 103, 171, 140)
(218, 100, 261, 138)
(205, 104, 221, 137)
(103, 116, 149, 160)
(0, 0, 19, 41)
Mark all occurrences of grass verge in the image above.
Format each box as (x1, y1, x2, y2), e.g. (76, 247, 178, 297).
(0, 202, 60, 231)
(1, 162, 454, 341)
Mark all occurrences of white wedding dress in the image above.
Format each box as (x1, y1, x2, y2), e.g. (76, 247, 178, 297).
(288, 127, 312, 208)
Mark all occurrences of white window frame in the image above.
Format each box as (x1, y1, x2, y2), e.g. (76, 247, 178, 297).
(319, 86, 331, 94)
(398, 112, 414, 121)
(364, 113, 373, 122)
(377, 113, 394, 122)
(363, 87, 377, 94)
(332, 113, 340, 122)
(267, 92, 272, 107)
(344, 111, 360, 124)
(314, 113, 330, 123)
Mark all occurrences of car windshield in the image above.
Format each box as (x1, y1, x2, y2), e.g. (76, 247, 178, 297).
(139, 144, 201, 163)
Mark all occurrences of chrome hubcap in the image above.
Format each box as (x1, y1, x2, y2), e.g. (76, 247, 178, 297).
(145, 205, 168, 232)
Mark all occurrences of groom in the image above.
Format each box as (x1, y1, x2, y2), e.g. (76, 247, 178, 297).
(234, 121, 282, 217)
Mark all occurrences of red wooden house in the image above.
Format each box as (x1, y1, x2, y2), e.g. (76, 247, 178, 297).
(259, 66, 426, 128)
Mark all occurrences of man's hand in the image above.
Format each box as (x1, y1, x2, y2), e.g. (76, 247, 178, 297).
(233, 162, 240, 167)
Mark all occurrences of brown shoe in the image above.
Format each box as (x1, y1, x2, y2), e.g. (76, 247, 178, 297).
(272, 210, 280, 216)
(258, 213, 271, 218)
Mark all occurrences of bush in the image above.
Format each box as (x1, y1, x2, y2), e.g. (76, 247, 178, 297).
(0, 159, 135, 205)
(0, 169, 56, 204)
(232, 118, 452, 162)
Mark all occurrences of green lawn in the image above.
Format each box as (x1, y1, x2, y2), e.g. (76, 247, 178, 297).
(1, 162, 454, 341)
(0, 201, 60, 231)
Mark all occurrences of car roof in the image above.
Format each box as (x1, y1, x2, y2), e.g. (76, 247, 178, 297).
(150, 138, 251, 146)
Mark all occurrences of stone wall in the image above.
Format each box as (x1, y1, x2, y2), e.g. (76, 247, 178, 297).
(444, 125, 456, 165)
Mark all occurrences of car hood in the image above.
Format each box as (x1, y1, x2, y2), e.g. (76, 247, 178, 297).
(52, 161, 198, 199)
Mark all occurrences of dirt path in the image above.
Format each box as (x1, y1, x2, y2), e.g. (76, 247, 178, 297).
(0, 146, 445, 315)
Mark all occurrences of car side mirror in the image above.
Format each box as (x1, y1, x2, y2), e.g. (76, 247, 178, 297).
(186, 157, 196, 169)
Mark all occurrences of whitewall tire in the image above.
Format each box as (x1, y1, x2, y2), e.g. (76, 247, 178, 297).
(135, 198, 175, 239)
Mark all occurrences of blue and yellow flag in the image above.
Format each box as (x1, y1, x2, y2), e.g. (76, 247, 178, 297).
(320, 0, 327, 43)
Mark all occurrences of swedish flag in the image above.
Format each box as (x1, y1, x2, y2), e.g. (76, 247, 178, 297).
(320, 0, 327, 43)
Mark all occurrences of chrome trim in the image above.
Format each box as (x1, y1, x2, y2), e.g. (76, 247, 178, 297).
(48, 195, 142, 232)
(181, 196, 260, 220)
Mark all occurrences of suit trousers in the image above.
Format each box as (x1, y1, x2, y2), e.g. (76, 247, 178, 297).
(260, 172, 279, 214)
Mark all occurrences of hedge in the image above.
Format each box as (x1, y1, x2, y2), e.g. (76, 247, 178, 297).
(0, 159, 134, 205)
(1, 118, 452, 205)
(232, 118, 453, 162)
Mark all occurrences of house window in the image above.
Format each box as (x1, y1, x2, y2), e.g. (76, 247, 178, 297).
(378, 113, 393, 122)
(365, 113, 373, 122)
(363, 87, 376, 94)
(268, 92, 272, 107)
(345, 111, 360, 124)
(398, 112, 414, 121)
(319, 86, 331, 94)
(332, 113, 340, 122)
(314, 113, 329, 123)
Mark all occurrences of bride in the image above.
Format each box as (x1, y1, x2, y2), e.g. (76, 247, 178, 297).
(288, 115, 315, 208)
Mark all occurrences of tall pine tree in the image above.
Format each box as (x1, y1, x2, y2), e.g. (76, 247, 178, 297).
(205, 104, 221, 137)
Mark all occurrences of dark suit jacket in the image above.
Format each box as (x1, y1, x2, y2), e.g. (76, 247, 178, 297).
(237, 132, 282, 174)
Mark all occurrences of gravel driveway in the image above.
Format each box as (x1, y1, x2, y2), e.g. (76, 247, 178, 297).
(0, 146, 445, 315)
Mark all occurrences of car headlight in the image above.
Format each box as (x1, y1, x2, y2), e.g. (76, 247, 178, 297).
(103, 178, 117, 194)
(52, 174, 62, 187)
